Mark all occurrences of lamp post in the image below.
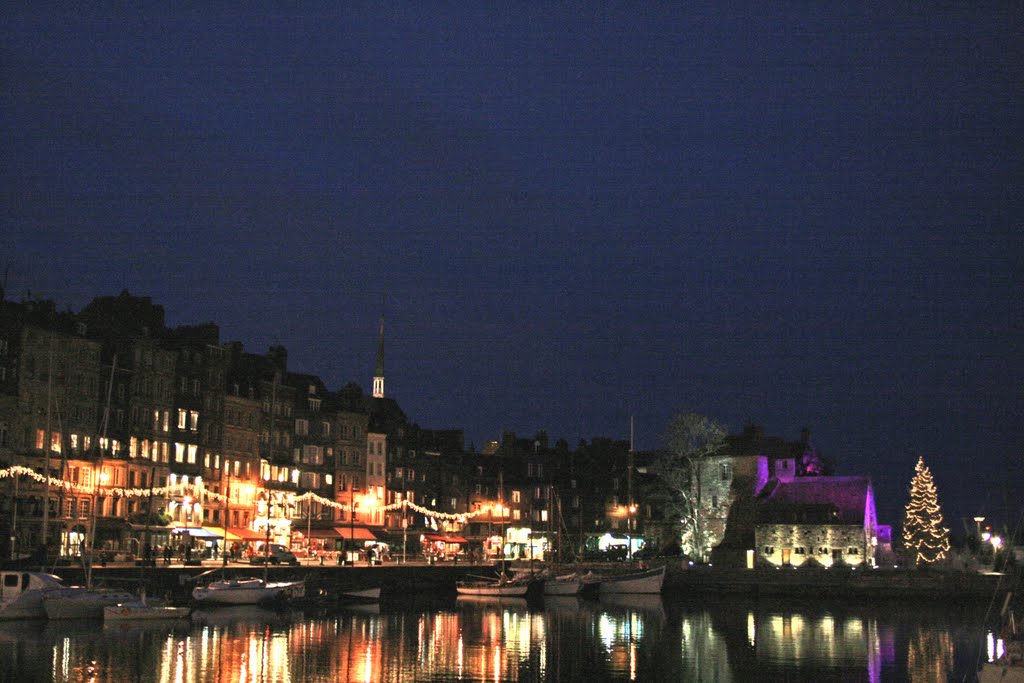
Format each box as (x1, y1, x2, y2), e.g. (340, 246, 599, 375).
(183, 495, 193, 563)
(402, 514, 408, 565)
(348, 480, 355, 566)
(627, 504, 637, 561)
(974, 516, 986, 538)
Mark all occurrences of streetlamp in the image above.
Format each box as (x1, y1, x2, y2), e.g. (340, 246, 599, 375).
(402, 513, 408, 564)
(183, 495, 193, 562)
(349, 482, 355, 566)
(627, 504, 637, 560)
(974, 516, 986, 538)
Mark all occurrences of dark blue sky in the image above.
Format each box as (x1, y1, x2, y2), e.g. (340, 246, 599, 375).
(3, 5, 1022, 529)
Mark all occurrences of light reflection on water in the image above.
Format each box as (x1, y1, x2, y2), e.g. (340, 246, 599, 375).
(0, 596, 996, 681)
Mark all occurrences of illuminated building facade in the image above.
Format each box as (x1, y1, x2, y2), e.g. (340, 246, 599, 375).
(754, 476, 878, 568)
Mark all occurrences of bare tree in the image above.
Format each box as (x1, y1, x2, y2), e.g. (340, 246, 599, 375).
(651, 412, 727, 562)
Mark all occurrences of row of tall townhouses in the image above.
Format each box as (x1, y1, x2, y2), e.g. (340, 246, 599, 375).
(0, 290, 652, 564)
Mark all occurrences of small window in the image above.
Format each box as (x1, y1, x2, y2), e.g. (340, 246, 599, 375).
(795, 547, 806, 555)
(847, 547, 859, 556)
(763, 546, 774, 555)
(818, 547, 828, 555)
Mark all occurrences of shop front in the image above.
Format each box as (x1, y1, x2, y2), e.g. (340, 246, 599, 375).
(421, 533, 467, 561)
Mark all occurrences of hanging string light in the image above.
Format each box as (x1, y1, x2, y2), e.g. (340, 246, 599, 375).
(0, 466, 493, 521)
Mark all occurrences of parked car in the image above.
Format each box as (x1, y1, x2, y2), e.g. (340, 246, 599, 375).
(250, 543, 299, 566)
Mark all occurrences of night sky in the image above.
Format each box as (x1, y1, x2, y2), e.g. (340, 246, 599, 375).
(3, 6, 1022, 530)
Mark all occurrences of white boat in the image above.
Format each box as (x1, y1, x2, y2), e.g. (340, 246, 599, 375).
(0, 571, 67, 620)
(597, 565, 666, 594)
(456, 578, 530, 597)
(191, 577, 305, 605)
(103, 601, 191, 621)
(44, 587, 138, 620)
(339, 587, 381, 601)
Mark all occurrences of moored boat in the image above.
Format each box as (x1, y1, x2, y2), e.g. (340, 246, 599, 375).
(456, 578, 530, 597)
(44, 587, 138, 620)
(542, 574, 584, 596)
(191, 577, 305, 606)
(339, 587, 381, 601)
(597, 565, 666, 594)
(0, 571, 67, 620)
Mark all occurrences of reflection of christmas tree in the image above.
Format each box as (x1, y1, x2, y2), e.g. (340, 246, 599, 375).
(902, 456, 950, 565)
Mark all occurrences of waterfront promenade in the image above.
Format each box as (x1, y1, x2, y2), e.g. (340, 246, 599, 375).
(37, 556, 1015, 604)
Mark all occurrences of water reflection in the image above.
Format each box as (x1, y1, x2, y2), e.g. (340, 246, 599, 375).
(0, 594, 996, 682)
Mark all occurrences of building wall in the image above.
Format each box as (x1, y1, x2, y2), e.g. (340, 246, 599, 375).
(755, 523, 873, 568)
(697, 454, 770, 545)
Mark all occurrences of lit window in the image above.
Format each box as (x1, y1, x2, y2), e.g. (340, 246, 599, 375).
(178, 409, 187, 429)
(190, 411, 199, 431)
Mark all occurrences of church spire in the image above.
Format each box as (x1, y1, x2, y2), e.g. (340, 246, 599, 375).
(372, 315, 385, 398)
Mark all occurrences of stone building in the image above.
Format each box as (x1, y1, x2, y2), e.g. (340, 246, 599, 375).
(754, 476, 878, 568)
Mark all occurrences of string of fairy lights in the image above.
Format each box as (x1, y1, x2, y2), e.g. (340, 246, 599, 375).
(0, 465, 506, 522)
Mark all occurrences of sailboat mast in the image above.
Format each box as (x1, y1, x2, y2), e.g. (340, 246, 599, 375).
(41, 339, 54, 552)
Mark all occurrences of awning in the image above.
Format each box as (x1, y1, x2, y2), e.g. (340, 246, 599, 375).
(334, 527, 378, 541)
(171, 527, 222, 539)
(227, 527, 266, 541)
(423, 534, 468, 544)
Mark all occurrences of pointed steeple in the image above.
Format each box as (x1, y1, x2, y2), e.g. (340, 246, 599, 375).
(372, 315, 385, 398)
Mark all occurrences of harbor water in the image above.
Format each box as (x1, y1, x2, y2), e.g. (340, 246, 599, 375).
(0, 593, 1000, 681)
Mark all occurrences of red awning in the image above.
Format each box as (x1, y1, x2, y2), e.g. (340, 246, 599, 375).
(424, 534, 468, 544)
(305, 527, 378, 541)
(227, 527, 265, 541)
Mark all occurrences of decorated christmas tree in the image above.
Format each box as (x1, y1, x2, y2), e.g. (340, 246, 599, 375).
(902, 455, 950, 565)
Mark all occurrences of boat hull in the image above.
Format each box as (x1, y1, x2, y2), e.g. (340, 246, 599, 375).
(456, 583, 530, 597)
(339, 587, 381, 601)
(192, 579, 305, 606)
(597, 566, 666, 594)
(543, 579, 584, 596)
